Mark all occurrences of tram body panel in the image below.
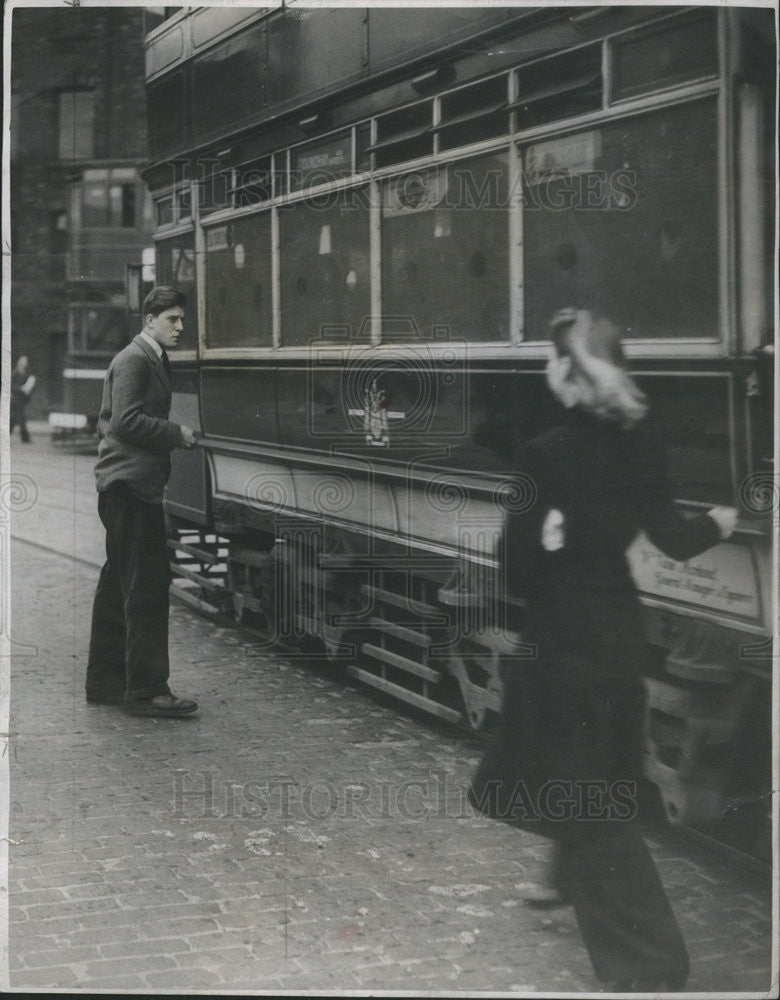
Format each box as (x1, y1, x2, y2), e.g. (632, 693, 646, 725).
(149, 6, 775, 848)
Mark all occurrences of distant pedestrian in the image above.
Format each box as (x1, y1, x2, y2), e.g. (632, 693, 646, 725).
(470, 308, 737, 991)
(86, 286, 200, 717)
(10, 354, 35, 442)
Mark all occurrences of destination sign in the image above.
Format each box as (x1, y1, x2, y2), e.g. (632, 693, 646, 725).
(524, 130, 601, 185)
(205, 226, 230, 251)
(627, 533, 761, 621)
(294, 136, 351, 179)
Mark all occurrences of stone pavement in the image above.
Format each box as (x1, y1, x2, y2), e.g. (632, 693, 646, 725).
(6, 423, 104, 568)
(4, 535, 775, 996)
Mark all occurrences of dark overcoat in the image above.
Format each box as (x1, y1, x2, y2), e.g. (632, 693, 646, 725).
(469, 407, 720, 837)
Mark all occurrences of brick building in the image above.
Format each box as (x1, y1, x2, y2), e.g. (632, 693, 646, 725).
(10, 6, 155, 422)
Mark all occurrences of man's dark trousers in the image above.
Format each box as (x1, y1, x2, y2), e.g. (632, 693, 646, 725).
(86, 484, 173, 701)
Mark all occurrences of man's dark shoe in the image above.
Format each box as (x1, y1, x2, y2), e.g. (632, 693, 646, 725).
(86, 691, 124, 705)
(126, 693, 198, 717)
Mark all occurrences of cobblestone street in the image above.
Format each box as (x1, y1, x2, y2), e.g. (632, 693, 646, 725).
(4, 435, 776, 994)
(5, 0, 778, 993)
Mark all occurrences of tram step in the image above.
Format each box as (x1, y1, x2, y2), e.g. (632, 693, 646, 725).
(460, 629, 524, 655)
(348, 665, 462, 725)
(171, 563, 226, 591)
(297, 567, 324, 588)
(361, 642, 441, 684)
(360, 584, 445, 621)
(273, 554, 322, 587)
(369, 617, 432, 648)
(229, 547, 273, 569)
(320, 554, 452, 570)
(319, 554, 372, 569)
(167, 538, 225, 564)
(236, 593, 263, 614)
(170, 582, 220, 617)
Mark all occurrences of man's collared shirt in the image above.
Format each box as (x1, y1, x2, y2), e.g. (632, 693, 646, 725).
(139, 330, 163, 358)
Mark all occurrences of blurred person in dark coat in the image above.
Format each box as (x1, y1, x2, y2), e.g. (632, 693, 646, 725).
(469, 308, 737, 991)
(85, 286, 200, 718)
(10, 355, 35, 442)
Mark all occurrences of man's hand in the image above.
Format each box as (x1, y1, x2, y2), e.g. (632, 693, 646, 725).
(180, 425, 198, 449)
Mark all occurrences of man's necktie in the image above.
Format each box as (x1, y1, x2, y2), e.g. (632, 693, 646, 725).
(161, 349, 171, 378)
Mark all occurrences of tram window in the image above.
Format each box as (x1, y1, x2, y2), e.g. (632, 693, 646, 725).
(176, 187, 191, 223)
(512, 46, 602, 131)
(155, 232, 197, 351)
(522, 99, 719, 341)
(69, 305, 128, 354)
(155, 195, 174, 227)
(82, 169, 139, 228)
(199, 164, 234, 216)
(381, 152, 510, 342)
(233, 156, 272, 208)
(274, 151, 289, 197)
(58, 90, 95, 161)
(204, 213, 273, 349)
(356, 122, 372, 173)
(371, 101, 433, 169)
(279, 187, 371, 346)
(438, 76, 508, 152)
(612, 12, 718, 102)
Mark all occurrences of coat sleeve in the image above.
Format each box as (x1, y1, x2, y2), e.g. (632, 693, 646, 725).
(109, 353, 183, 451)
(500, 444, 548, 598)
(638, 432, 721, 562)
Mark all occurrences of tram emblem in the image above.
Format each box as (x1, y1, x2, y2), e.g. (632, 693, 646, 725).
(347, 379, 405, 447)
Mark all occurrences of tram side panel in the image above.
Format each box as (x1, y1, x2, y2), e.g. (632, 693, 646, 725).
(175, 356, 773, 849)
(153, 5, 774, 848)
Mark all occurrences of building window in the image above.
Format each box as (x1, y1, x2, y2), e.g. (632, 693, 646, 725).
(48, 211, 68, 281)
(81, 168, 139, 228)
(58, 90, 95, 160)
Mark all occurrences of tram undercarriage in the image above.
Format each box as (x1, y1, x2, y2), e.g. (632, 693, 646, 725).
(166, 515, 771, 861)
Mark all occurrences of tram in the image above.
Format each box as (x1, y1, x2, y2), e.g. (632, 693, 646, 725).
(143, 6, 776, 851)
(48, 165, 153, 441)
(49, 289, 137, 440)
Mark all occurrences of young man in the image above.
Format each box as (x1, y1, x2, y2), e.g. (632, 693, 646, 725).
(86, 286, 199, 717)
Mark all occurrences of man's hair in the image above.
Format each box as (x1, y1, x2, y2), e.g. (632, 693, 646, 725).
(142, 286, 186, 317)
